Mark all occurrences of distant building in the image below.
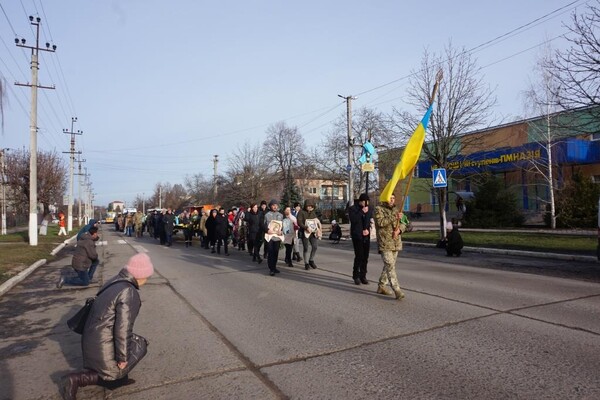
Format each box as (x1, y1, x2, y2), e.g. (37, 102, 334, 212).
(379, 106, 600, 216)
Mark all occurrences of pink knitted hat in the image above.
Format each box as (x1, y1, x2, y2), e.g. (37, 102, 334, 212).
(126, 253, 154, 279)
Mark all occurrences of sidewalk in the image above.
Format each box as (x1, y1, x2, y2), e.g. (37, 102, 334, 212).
(0, 229, 272, 400)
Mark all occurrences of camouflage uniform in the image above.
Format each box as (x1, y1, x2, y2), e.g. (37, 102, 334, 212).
(374, 201, 407, 299)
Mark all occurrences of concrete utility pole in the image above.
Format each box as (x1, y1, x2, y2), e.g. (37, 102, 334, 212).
(15, 16, 57, 246)
(0, 148, 9, 235)
(75, 155, 86, 227)
(213, 155, 219, 201)
(63, 117, 82, 232)
(159, 185, 162, 209)
(338, 94, 357, 203)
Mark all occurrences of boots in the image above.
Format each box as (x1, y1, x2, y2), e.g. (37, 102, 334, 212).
(60, 370, 99, 400)
(376, 285, 393, 296)
(393, 287, 405, 300)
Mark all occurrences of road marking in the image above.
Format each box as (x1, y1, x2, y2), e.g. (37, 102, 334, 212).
(118, 240, 127, 244)
(96, 241, 108, 246)
(133, 245, 148, 253)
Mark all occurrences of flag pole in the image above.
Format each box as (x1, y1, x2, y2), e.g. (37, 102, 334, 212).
(400, 70, 443, 212)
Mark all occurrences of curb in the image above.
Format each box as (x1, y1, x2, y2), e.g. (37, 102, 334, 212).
(404, 241, 599, 263)
(0, 235, 77, 298)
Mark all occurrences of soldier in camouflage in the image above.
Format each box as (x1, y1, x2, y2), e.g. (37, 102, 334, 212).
(374, 193, 408, 300)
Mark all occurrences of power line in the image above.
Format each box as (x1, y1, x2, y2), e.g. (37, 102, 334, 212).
(0, 1, 17, 36)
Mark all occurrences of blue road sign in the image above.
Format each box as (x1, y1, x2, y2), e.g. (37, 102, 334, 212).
(432, 168, 447, 188)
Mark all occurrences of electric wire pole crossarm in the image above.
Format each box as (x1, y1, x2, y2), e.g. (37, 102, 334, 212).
(14, 16, 57, 246)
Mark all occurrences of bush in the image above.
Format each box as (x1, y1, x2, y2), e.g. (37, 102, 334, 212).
(464, 174, 524, 228)
(549, 169, 600, 228)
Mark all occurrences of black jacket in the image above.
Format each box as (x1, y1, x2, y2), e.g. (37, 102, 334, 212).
(215, 214, 229, 239)
(348, 204, 373, 241)
(244, 211, 261, 237)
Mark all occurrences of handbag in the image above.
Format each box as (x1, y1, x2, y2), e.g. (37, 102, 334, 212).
(67, 280, 135, 334)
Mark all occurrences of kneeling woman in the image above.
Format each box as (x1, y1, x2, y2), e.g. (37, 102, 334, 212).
(60, 253, 154, 400)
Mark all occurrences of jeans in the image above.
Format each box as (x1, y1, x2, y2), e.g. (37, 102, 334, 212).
(302, 234, 318, 262)
(65, 259, 100, 286)
(267, 240, 280, 271)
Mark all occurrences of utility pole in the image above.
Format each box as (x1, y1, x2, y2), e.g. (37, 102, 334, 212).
(213, 155, 219, 202)
(63, 117, 82, 232)
(0, 148, 9, 235)
(338, 94, 357, 204)
(159, 185, 162, 209)
(75, 155, 86, 227)
(15, 16, 57, 246)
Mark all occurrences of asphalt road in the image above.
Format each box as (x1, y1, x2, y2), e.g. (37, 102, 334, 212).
(133, 232, 600, 399)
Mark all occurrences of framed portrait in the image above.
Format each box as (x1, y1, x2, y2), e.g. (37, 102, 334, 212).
(265, 220, 284, 242)
(304, 218, 322, 239)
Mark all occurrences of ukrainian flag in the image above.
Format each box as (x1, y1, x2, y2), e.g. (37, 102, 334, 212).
(379, 104, 433, 203)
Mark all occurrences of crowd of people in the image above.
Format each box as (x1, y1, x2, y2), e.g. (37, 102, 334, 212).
(51, 192, 435, 399)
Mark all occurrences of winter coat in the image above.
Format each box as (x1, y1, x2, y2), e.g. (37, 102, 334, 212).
(163, 213, 175, 235)
(447, 228, 464, 253)
(374, 202, 407, 252)
(82, 269, 145, 381)
(349, 204, 373, 241)
(71, 232, 98, 272)
(76, 219, 97, 241)
(206, 215, 217, 241)
(199, 214, 208, 236)
(297, 208, 318, 236)
(244, 211, 261, 237)
(214, 214, 229, 239)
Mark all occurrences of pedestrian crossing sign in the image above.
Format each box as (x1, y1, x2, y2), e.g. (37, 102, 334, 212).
(432, 168, 447, 188)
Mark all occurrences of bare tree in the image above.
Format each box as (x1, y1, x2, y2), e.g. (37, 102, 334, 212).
(522, 43, 564, 229)
(325, 107, 395, 199)
(223, 142, 276, 206)
(547, 2, 600, 111)
(263, 122, 306, 203)
(149, 182, 188, 210)
(184, 173, 213, 205)
(5, 149, 67, 216)
(400, 41, 496, 235)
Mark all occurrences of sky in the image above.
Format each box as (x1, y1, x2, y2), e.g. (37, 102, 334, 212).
(0, 0, 590, 208)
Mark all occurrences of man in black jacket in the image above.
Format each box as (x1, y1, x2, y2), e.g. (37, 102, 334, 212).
(214, 207, 230, 255)
(348, 193, 373, 285)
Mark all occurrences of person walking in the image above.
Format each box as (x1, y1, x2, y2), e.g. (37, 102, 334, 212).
(297, 199, 321, 270)
(206, 209, 218, 253)
(59, 253, 154, 400)
(56, 226, 100, 288)
(199, 210, 209, 249)
(180, 210, 193, 247)
(244, 203, 262, 263)
(374, 193, 408, 300)
(348, 193, 373, 285)
(258, 200, 268, 260)
(264, 199, 283, 276)
(125, 213, 134, 237)
(134, 211, 144, 238)
(163, 208, 175, 247)
(282, 205, 298, 268)
(291, 202, 303, 262)
(58, 212, 67, 236)
(214, 207, 230, 255)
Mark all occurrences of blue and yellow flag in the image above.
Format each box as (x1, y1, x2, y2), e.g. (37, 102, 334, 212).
(379, 105, 433, 203)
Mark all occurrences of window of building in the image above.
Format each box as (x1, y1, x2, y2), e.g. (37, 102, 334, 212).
(591, 133, 600, 141)
(308, 187, 317, 194)
(592, 175, 600, 184)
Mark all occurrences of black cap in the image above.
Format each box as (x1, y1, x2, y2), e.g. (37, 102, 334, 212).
(358, 193, 370, 202)
(268, 199, 278, 207)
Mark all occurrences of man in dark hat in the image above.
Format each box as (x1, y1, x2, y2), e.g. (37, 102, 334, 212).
(348, 193, 374, 285)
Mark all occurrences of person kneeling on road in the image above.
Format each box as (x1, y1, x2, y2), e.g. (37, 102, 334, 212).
(57, 226, 100, 288)
(59, 253, 154, 400)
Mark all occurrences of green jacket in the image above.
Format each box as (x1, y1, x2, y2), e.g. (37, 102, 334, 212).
(374, 202, 407, 252)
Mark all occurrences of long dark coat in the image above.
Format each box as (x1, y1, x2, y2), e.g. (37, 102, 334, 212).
(205, 214, 217, 242)
(214, 213, 229, 240)
(163, 213, 175, 235)
(82, 269, 147, 380)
